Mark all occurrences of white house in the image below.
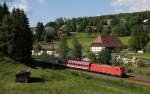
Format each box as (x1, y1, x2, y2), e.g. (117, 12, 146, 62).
(91, 35, 124, 55)
(32, 50, 44, 56)
(41, 44, 58, 56)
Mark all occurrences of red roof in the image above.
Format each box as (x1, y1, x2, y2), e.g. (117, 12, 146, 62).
(41, 44, 58, 51)
(94, 35, 102, 43)
(91, 35, 123, 48)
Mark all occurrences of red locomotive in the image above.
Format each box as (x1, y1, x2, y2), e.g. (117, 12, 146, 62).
(58, 60, 125, 77)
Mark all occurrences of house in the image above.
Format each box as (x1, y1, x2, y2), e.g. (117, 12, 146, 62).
(58, 25, 69, 35)
(32, 50, 43, 56)
(91, 35, 124, 54)
(121, 18, 127, 24)
(32, 44, 58, 56)
(41, 44, 58, 56)
(30, 27, 36, 35)
(143, 19, 149, 23)
(107, 19, 112, 25)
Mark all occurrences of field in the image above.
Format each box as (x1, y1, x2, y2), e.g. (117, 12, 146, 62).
(124, 65, 150, 76)
(0, 58, 150, 94)
(119, 36, 130, 47)
(53, 32, 99, 52)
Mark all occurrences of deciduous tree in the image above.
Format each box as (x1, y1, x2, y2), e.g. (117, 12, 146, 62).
(129, 25, 148, 51)
(57, 37, 69, 59)
(97, 49, 111, 65)
(71, 37, 82, 60)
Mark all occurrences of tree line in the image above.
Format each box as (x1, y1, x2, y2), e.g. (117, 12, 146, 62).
(0, 2, 33, 63)
(45, 11, 150, 36)
(33, 22, 57, 43)
(44, 11, 150, 51)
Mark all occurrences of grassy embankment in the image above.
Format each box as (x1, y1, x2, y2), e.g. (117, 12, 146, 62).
(0, 58, 150, 94)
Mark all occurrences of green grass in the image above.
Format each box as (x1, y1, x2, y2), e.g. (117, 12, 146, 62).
(125, 66, 150, 76)
(119, 36, 130, 47)
(128, 53, 150, 62)
(0, 58, 150, 94)
(53, 32, 100, 52)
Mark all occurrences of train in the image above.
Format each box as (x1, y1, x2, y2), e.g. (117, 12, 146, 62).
(57, 59, 126, 77)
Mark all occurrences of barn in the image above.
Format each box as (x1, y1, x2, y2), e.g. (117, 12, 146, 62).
(91, 35, 124, 54)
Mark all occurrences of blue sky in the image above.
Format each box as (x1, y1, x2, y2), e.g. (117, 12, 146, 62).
(0, 0, 150, 27)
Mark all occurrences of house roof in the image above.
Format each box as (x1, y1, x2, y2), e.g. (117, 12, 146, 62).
(41, 44, 58, 51)
(91, 35, 124, 48)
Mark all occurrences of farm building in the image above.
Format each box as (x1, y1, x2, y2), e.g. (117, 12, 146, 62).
(91, 35, 123, 54)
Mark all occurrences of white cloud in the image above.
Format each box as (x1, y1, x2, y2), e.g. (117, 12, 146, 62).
(10, 0, 30, 13)
(111, 0, 150, 12)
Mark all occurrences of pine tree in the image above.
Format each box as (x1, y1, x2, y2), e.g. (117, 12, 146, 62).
(2, 2, 9, 16)
(12, 8, 33, 63)
(0, 2, 9, 25)
(71, 37, 82, 60)
(0, 3, 10, 56)
(35, 22, 45, 41)
(0, 4, 3, 24)
(0, 14, 16, 57)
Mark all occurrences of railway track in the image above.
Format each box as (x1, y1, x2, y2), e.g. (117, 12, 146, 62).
(69, 69, 150, 87)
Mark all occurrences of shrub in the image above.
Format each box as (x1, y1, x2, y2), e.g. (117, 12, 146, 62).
(145, 41, 150, 52)
(41, 74, 49, 82)
(88, 52, 97, 63)
(71, 71, 80, 77)
(136, 60, 144, 67)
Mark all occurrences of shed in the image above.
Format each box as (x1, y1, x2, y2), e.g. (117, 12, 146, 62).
(16, 70, 31, 83)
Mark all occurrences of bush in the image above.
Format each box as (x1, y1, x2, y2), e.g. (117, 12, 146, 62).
(136, 60, 144, 67)
(71, 71, 80, 77)
(88, 52, 97, 63)
(41, 74, 49, 82)
(145, 41, 150, 52)
(112, 61, 123, 66)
